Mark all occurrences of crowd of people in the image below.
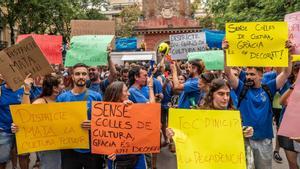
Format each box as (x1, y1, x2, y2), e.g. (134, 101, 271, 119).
(0, 40, 300, 169)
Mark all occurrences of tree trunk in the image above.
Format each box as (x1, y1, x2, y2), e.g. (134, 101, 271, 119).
(10, 23, 15, 45)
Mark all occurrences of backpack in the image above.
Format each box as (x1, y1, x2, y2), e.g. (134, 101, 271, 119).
(112, 155, 139, 169)
(237, 84, 273, 108)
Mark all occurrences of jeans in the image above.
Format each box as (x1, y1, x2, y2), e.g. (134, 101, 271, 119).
(38, 150, 61, 169)
(0, 131, 13, 163)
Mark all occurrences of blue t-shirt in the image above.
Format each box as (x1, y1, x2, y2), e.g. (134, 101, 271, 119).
(141, 78, 163, 99)
(230, 90, 238, 109)
(88, 79, 110, 97)
(235, 80, 277, 140)
(56, 89, 102, 153)
(129, 86, 149, 103)
(0, 85, 24, 133)
(239, 70, 246, 82)
(262, 71, 277, 84)
(178, 78, 200, 109)
(161, 83, 172, 110)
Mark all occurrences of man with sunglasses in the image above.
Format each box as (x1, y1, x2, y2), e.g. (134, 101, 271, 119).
(57, 63, 104, 169)
(223, 40, 294, 169)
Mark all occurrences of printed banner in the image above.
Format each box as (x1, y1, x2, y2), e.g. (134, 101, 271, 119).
(10, 102, 89, 154)
(16, 34, 63, 64)
(188, 50, 224, 70)
(115, 37, 137, 51)
(0, 36, 52, 91)
(65, 35, 114, 67)
(71, 20, 115, 37)
(170, 32, 206, 60)
(226, 22, 288, 67)
(169, 108, 246, 169)
(91, 102, 161, 155)
(278, 73, 300, 138)
(285, 11, 300, 54)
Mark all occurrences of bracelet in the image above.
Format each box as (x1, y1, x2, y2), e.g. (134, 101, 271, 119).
(24, 92, 30, 95)
(289, 86, 294, 90)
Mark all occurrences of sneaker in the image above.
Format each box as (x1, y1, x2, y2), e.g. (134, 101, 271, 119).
(273, 151, 283, 163)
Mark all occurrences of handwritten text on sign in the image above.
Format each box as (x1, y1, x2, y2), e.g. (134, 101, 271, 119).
(285, 11, 300, 55)
(169, 109, 246, 169)
(91, 102, 161, 155)
(170, 32, 206, 60)
(10, 102, 89, 154)
(226, 22, 288, 67)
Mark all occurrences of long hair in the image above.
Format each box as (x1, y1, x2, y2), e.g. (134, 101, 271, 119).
(103, 81, 125, 102)
(39, 74, 62, 97)
(200, 78, 234, 110)
(128, 66, 141, 87)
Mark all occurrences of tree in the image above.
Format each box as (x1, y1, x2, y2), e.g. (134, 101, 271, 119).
(0, 0, 107, 44)
(116, 4, 142, 37)
(206, 0, 300, 30)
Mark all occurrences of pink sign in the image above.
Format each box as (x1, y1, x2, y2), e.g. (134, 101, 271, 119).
(278, 73, 300, 137)
(285, 11, 300, 54)
(17, 34, 63, 64)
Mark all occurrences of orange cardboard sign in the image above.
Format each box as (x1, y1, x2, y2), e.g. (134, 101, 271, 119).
(91, 102, 161, 155)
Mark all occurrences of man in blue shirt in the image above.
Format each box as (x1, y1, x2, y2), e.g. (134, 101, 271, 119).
(0, 79, 30, 169)
(126, 65, 155, 169)
(88, 52, 117, 96)
(224, 40, 293, 169)
(57, 63, 104, 169)
(171, 60, 204, 109)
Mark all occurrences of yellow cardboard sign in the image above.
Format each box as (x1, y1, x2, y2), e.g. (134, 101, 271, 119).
(169, 109, 246, 169)
(10, 102, 89, 154)
(226, 22, 288, 67)
(293, 55, 300, 62)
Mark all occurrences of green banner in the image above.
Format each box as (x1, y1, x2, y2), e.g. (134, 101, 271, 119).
(65, 35, 114, 67)
(188, 50, 224, 70)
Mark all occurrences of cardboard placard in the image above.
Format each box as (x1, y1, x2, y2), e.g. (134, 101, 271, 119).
(10, 102, 89, 154)
(91, 102, 161, 155)
(169, 109, 246, 169)
(226, 22, 288, 67)
(17, 34, 63, 64)
(0, 36, 52, 91)
(170, 32, 206, 60)
(71, 20, 116, 37)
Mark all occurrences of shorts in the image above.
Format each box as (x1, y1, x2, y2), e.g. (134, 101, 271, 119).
(38, 150, 61, 169)
(0, 131, 13, 163)
(278, 135, 296, 152)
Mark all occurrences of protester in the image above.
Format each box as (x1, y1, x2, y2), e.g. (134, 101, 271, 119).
(56, 63, 105, 169)
(223, 40, 293, 169)
(12, 74, 65, 169)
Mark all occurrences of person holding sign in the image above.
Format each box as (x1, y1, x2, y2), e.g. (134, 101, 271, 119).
(128, 66, 156, 169)
(171, 60, 205, 109)
(166, 78, 254, 168)
(223, 40, 294, 169)
(100, 81, 148, 169)
(278, 62, 300, 169)
(0, 76, 32, 169)
(56, 63, 104, 169)
(11, 74, 65, 169)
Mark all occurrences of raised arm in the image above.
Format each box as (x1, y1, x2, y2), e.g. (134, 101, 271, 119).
(223, 40, 239, 90)
(22, 74, 33, 104)
(107, 46, 118, 83)
(276, 41, 293, 90)
(171, 63, 184, 90)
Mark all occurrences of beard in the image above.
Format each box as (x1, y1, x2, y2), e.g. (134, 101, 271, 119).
(245, 79, 255, 87)
(75, 79, 86, 87)
(89, 73, 98, 82)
